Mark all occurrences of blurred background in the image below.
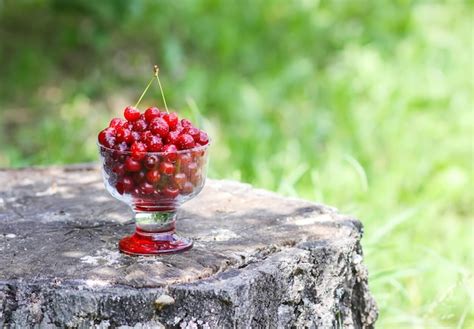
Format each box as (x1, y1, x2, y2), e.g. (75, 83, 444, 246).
(0, 0, 472, 327)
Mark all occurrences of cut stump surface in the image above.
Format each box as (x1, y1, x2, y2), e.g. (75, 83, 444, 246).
(0, 165, 377, 328)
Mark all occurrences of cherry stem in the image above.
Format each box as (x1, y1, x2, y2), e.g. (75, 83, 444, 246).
(134, 76, 154, 108)
(154, 65, 169, 113)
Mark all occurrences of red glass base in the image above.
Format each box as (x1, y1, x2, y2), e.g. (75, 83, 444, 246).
(119, 228, 193, 255)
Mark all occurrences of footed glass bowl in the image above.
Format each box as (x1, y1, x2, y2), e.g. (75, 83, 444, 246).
(98, 143, 209, 255)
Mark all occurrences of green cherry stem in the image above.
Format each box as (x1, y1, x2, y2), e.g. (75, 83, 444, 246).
(134, 76, 154, 108)
(154, 65, 169, 114)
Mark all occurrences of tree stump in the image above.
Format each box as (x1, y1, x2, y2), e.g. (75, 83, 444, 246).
(0, 165, 377, 328)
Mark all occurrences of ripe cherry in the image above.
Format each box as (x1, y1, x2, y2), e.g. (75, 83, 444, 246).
(144, 107, 161, 123)
(146, 169, 161, 184)
(165, 130, 180, 145)
(187, 127, 200, 141)
(133, 119, 148, 132)
(191, 149, 205, 159)
(146, 135, 163, 152)
(122, 177, 134, 192)
(132, 187, 141, 197)
(189, 170, 201, 185)
(98, 127, 116, 148)
(162, 144, 178, 162)
(163, 112, 179, 130)
(113, 163, 126, 176)
(116, 127, 132, 144)
(114, 142, 128, 152)
(173, 122, 184, 134)
(159, 161, 175, 175)
(141, 131, 153, 144)
(149, 117, 169, 138)
(197, 131, 209, 145)
(144, 155, 159, 170)
(124, 106, 141, 122)
(132, 171, 146, 184)
(162, 186, 179, 198)
(181, 119, 192, 129)
(125, 157, 142, 172)
(115, 181, 125, 195)
(131, 141, 147, 160)
(174, 173, 187, 189)
(181, 181, 194, 194)
(140, 182, 155, 195)
(117, 176, 134, 194)
(187, 162, 198, 175)
(178, 153, 192, 168)
(130, 131, 141, 143)
(177, 133, 196, 150)
(109, 118, 125, 128)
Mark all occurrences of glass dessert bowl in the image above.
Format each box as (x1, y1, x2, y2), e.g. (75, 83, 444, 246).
(98, 142, 209, 255)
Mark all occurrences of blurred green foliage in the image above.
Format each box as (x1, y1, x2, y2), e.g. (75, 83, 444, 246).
(0, 0, 472, 327)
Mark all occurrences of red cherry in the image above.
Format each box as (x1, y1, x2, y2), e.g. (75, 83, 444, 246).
(144, 155, 159, 170)
(181, 181, 194, 194)
(162, 144, 178, 162)
(130, 131, 141, 143)
(141, 131, 153, 144)
(149, 118, 169, 138)
(181, 119, 192, 129)
(124, 106, 141, 122)
(116, 127, 132, 144)
(132, 187, 141, 197)
(146, 135, 163, 152)
(98, 127, 116, 148)
(189, 170, 201, 185)
(140, 182, 155, 195)
(146, 169, 161, 184)
(131, 141, 147, 160)
(115, 181, 125, 195)
(177, 133, 196, 150)
(112, 163, 126, 177)
(132, 171, 146, 184)
(165, 131, 180, 145)
(187, 127, 200, 140)
(163, 112, 179, 130)
(197, 131, 209, 145)
(133, 119, 148, 132)
(116, 176, 134, 194)
(125, 157, 141, 172)
(159, 161, 175, 175)
(122, 177, 134, 192)
(114, 141, 128, 152)
(174, 173, 187, 189)
(112, 153, 126, 163)
(144, 107, 161, 123)
(109, 118, 125, 128)
(173, 122, 184, 134)
(187, 162, 198, 175)
(178, 153, 192, 168)
(162, 186, 179, 198)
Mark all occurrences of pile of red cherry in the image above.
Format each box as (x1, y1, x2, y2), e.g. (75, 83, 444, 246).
(98, 106, 209, 202)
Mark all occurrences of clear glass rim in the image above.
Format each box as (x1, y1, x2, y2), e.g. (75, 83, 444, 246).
(97, 138, 211, 156)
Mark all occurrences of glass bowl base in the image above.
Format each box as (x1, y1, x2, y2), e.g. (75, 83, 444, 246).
(119, 231, 193, 255)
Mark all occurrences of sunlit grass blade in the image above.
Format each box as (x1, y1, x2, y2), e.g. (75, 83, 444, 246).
(370, 267, 423, 283)
(186, 97, 204, 129)
(367, 207, 420, 245)
(456, 302, 471, 329)
(343, 154, 368, 192)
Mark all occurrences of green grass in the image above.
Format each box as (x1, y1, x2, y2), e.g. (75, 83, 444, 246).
(0, 1, 472, 327)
